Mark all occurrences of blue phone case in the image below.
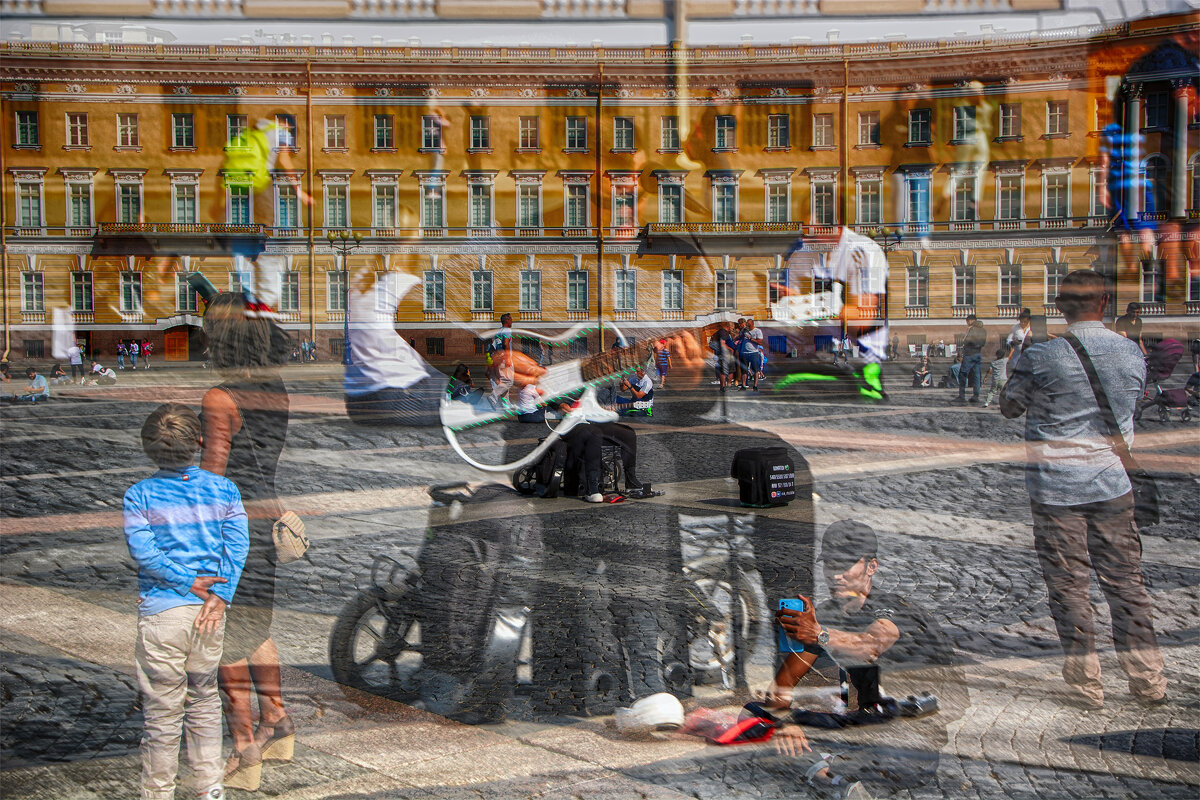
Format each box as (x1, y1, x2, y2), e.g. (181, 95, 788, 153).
(777, 598, 808, 653)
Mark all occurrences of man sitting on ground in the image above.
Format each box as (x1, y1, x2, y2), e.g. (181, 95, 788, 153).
(16, 367, 50, 403)
(614, 365, 654, 415)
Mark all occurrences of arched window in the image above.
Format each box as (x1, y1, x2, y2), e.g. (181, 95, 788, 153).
(1143, 155, 1169, 214)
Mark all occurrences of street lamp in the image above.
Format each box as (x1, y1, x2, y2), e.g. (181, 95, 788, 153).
(327, 229, 364, 367)
(871, 227, 902, 356)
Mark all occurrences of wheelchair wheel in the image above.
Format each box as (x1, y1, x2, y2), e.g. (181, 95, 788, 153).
(685, 571, 770, 686)
(329, 587, 423, 703)
(1158, 406, 1170, 423)
(512, 465, 539, 495)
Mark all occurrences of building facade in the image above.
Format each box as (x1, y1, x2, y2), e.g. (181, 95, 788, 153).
(2, 11, 1197, 364)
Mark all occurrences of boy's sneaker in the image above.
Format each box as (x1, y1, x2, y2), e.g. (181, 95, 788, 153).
(197, 787, 225, 800)
(585, 493, 604, 503)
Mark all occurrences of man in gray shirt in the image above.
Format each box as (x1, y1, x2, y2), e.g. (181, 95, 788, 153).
(1000, 269, 1166, 709)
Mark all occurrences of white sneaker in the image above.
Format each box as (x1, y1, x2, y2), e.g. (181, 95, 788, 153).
(585, 493, 604, 503)
(197, 786, 226, 800)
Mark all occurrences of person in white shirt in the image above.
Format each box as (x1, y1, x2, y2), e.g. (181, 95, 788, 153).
(1006, 308, 1032, 370)
(615, 366, 654, 415)
(68, 342, 85, 384)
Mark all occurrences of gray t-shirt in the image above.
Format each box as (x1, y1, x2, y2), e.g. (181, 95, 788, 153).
(1000, 321, 1144, 506)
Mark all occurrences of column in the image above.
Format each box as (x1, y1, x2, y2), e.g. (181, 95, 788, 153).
(1171, 81, 1189, 219)
(1124, 82, 1142, 220)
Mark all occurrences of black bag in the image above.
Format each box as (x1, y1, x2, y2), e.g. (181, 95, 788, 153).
(1064, 333, 1161, 528)
(730, 447, 796, 507)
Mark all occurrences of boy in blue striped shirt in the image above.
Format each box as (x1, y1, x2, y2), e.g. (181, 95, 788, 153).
(123, 403, 249, 800)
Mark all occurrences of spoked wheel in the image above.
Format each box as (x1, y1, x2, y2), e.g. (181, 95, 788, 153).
(329, 588, 423, 704)
(512, 465, 539, 495)
(685, 572, 770, 687)
(1158, 405, 1170, 423)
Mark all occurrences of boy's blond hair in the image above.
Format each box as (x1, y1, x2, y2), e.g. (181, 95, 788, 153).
(141, 403, 201, 469)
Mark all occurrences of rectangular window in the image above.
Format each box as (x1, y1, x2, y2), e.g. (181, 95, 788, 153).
(519, 270, 541, 312)
(568, 269, 588, 311)
(226, 114, 247, 143)
(472, 271, 493, 311)
(327, 270, 347, 312)
(15, 110, 38, 146)
(566, 184, 588, 227)
(662, 269, 683, 311)
(768, 114, 790, 148)
(999, 104, 1021, 139)
(613, 186, 636, 228)
(325, 115, 346, 149)
(280, 272, 300, 312)
(660, 116, 680, 150)
(68, 184, 91, 227)
(907, 108, 931, 144)
(424, 270, 445, 311)
(518, 184, 540, 227)
(812, 113, 834, 147)
(275, 115, 297, 148)
(1090, 171, 1106, 216)
(277, 184, 298, 228)
(1046, 101, 1069, 136)
(229, 270, 250, 295)
(469, 184, 492, 228)
(422, 183, 445, 228)
(117, 184, 141, 223)
(17, 183, 41, 227)
(1045, 263, 1067, 303)
(998, 175, 1023, 220)
(1141, 260, 1165, 304)
(1045, 173, 1069, 218)
(374, 114, 394, 149)
(906, 175, 930, 226)
(713, 183, 737, 223)
(906, 266, 928, 307)
(613, 117, 635, 150)
(857, 180, 881, 225)
(1145, 92, 1167, 129)
(767, 183, 789, 223)
(953, 106, 976, 141)
(117, 113, 139, 147)
(120, 272, 142, 313)
(172, 113, 194, 148)
(425, 337, 445, 357)
(952, 176, 976, 221)
(715, 115, 736, 149)
(768, 268, 787, 305)
(173, 183, 197, 223)
(519, 116, 539, 149)
(953, 266, 976, 307)
(566, 116, 587, 150)
(615, 269, 636, 311)
(325, 185, 348, 228)
(374, 271, 397, 314)
(228, 184, 251, 224)
(21, 272, 43, 312)
(715, 270, 737, 310)
(857, 111, 880, 146)
(177, 273, 199, 313)
(373, 184, 397, 228)
(999, 264, 1021, 306)
(72, 271, 93, 312)
(421, 115, 442, 150)
(67, 112, 89, 146)
(470, 115, 490, 150)
(660, 184, 683, 224)
(812, 181, 835, 225)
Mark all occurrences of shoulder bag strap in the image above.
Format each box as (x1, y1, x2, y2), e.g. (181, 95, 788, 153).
(1062, 332, 1140, 473)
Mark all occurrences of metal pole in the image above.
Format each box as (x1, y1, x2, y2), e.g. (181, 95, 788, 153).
(596, 62, 605, 352)
(306, 60, 317, 352)
(342, 247, 351, 366)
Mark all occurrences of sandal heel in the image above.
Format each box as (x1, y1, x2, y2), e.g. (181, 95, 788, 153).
(224, 758, 262, 791)
(260, 732, 294, 762)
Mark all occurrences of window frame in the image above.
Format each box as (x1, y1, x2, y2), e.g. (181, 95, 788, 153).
(766, 182, 790, 223)
(1046, 100, 1069, 137)
(116, 181, 142, 224)
(660, 115, 680, 151)
(172, 182, 198, 224)
(280, 271, 301, 312)
(324, 184, 349, 229)
(66, 111, 89, 147)
(517, 182, 542, 229)
(565, 183, 589, 228)
(567, 268, 589, 311)
(373, 114, 394, 150)
(612, 184, 637, 229)
(856, 178, 882, 225)
(907, 108, 931, 145)
(953, 265, 976, 307)
(712, 181, 738, 224)
(424, 269, 446, 311)
(469, 115, 491, 151)
(613, 116, 635, 151)
(21, 271, 44, 312)
(857, 111, 880, 146)
(519, 269, 542, 312)
(767, 114, 790, 149)
(715, 115, 737, 150)
(614, 268, 637, 312)
(998, 103, 1022, 139)
(1043, 171, 1070, 219)
(226, 183, 252, 225)
(999, 264, 1022, 307)
(906, 266, 929, 307)
(116, 112, 139, 148)
(518, 116, 540, 150)
(420, 181, 446, 229)
(14, 110, 39, 147)
(373, 183, 398, 229)
(661, 268, 684, 312)
(715, 269, 737, 311)
(811, 178, 836, 225)
(471, 269, 494, 312)
(996, 174, 1024, 221)
(659, 183, 684, 224)
(120, 271, 143, 313)
(226, 114, 247, 144)
(421, 115, 443, 150)
(171, 113, 194, 149)
(952, 105, 976, 142)
(276, 183, 299, 228)
(67, 181, 94, 227)
(72, 271, 94, 312)
(16, 182, 43, 228)
(324, 115, 347, 150)
(176, 272, 200, 313)
(565, 116, 588, 151)
(326, 269, 348, 312)
(812, 113, 834, 148)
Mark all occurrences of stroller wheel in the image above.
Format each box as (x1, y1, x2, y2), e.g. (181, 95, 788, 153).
(1158, 406, 1170, 423)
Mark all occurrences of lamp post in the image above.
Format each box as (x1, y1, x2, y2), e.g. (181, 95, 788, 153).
(871, 226, 902, 356)
(327, 229, 363, 367)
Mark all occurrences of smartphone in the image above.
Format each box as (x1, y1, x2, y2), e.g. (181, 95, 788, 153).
(777, 597, 809, 653)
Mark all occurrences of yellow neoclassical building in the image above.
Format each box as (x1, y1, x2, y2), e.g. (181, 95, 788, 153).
(2, 10, 1197, 364)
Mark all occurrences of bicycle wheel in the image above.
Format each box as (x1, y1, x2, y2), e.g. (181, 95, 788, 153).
(686, 571, 770, 686)
(328, 587, 423, 703)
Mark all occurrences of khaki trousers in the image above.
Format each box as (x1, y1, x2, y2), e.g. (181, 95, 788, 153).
(1031, 492, 1166, 705)
(136, 604, 225, 800)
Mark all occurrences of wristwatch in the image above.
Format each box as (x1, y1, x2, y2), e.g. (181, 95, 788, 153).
(816, 628, 830, 647)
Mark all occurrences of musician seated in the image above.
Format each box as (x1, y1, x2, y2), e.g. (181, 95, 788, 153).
(614, 366, 654, 416)
(557, 399, 645, 501)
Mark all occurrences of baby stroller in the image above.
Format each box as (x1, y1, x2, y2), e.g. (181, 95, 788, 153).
(1135, 338, 1191, 423)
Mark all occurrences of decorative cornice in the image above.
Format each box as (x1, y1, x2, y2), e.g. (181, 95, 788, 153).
(108, 168, 147, 182)
(850, 167, 885, 181)
(271, 170, 304, 185)
(510, 170, 547, 184)
(163, 169, 203, 184)
(651, 170, 688, 185)
(757, 168, 796, 183)
(462, 170, 498, 184)
(804, 167, 840, 180)
(991, 160, 1030, 176)
(9, 168, 47, 182)
(557, 170, 594, 184)
(318, 170, 354, 185)
(604, 170, 641, 185)
(115, 84, 135, 95)
(705, 170, 745, 184)
(414, 170, 449, 185)
(366, 170, 403, 185)
(58, 168, 99, 182)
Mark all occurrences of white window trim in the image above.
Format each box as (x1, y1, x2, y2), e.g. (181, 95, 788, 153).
(812, 113, 834, 148)
(715, 265, 737, 310)
(66, 111, 89, 147)
(112, 172, 145, 224)
(466, 177, 497, 231)
(1041, 169, 1072, 219)
(767, 114, 790, 149)
(513, 172, 545, 231)
(660, 115, 680, 150)
(175, 272, 201, 313)
(326, 270, 348, 312)
(273, 179, 301, 229)
(15, 178, 46, 229)
(21, 270, 44, 312)
(225, 182, 253, 225)
(1046, 101, 1068, 136)
(324, 115, 347, 149)
(661, 266, 684, 311)
(809, 175, 838, 225)
(72, 270, 94, 312)
(613, 117, 635, 150)
(994, 171, 1025, 221)
(320, 172, 353, 231)
(710, 181, 739, 224)
(998, 264, 1022, 306)
(1044, 263, 1068, 304)
(857, 111, 880, 146)
(854, 176, 882, 226)
(116, 112, 140, 148)
(171, 183, 198, 224)
(279, 270, 301, 313)
(471, 269, 494, 312)
(424, 269, 446, 311)
(120, 271, 143, 313)
(614, 263, 637, 312)
(519, 269, 542, 312)
(949, 171, 979, 222)
(565, 116, 588, 150)
(415, 171, 448, 230)
(608, 173, 639, 230)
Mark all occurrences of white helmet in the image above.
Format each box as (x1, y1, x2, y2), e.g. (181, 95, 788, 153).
(614, 692, 685, 736)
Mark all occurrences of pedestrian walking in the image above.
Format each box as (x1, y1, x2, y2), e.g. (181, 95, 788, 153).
(117, 341, 128, 370)
(68, 340, 85, 384)
(1000, 269, 1167, 710)
(130, 340, 140, 369)
(956, 315, 987, 403)
(142, 339, 153, 370)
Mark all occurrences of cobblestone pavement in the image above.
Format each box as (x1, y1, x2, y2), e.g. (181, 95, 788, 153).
(1, 362, 1197, 799)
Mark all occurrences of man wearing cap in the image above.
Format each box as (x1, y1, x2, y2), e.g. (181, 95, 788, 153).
(775, 520, 967, 792)
(1000, 269, 1166, 710)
